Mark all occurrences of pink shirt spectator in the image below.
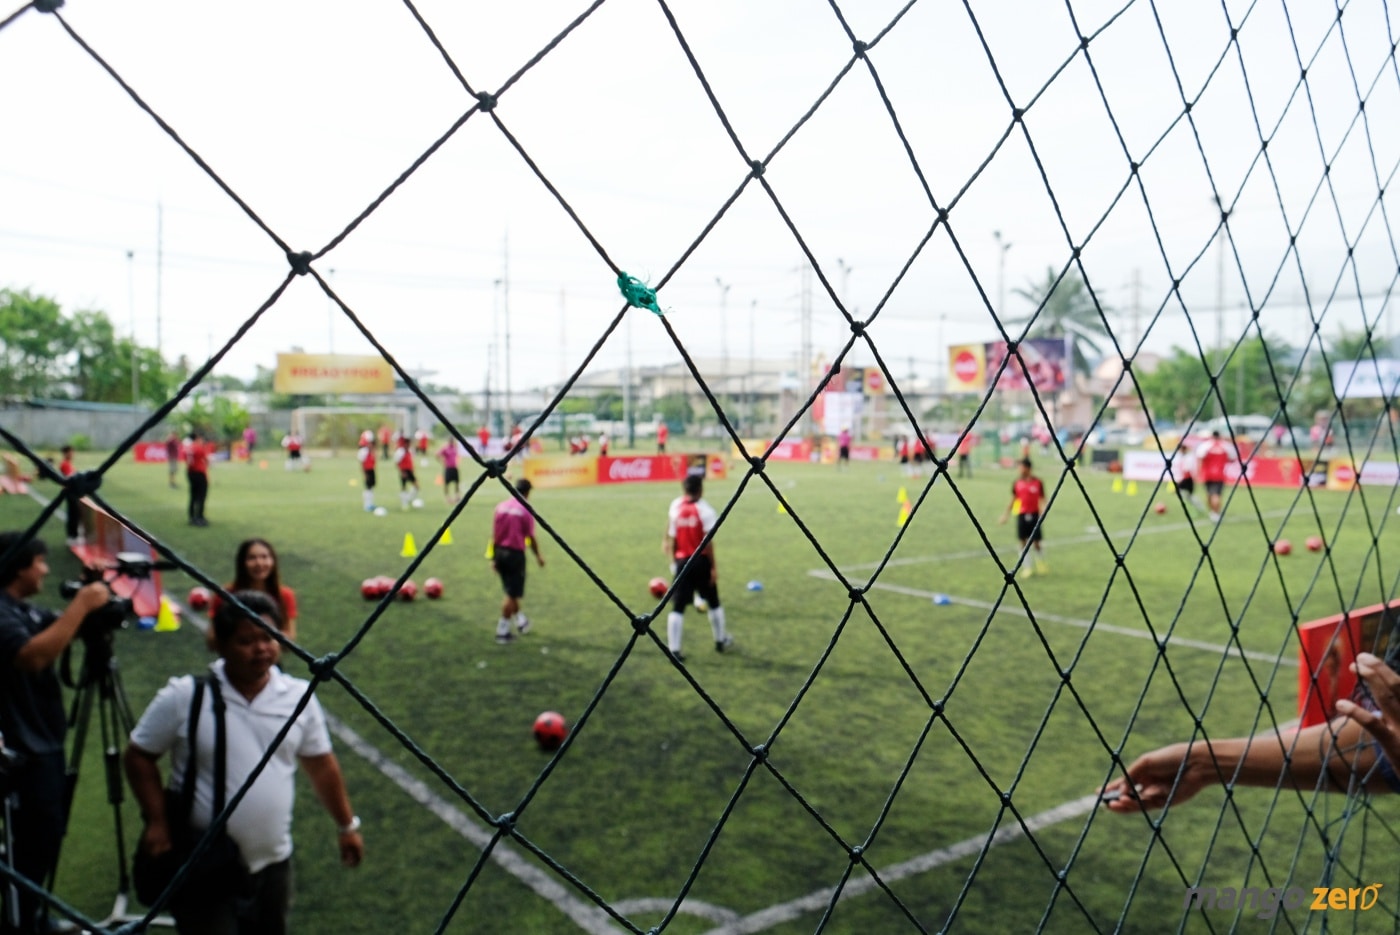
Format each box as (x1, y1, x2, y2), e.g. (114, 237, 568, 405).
(493, 496, 535, 551)
(438, 442, 459, 469)
(838, 429, 852, 449)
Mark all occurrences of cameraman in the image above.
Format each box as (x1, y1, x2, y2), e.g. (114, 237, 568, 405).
(0, 533, 109, 933)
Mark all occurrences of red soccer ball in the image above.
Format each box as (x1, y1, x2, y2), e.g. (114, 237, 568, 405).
(398, 579, 418, 601)
(1274, 539, 1292, 556)
(372, 576, 395, 598)
(533, 711, 568, 752)
(1153, 502, 1167, 515)
(1306, 535, 1324, 552)
(424, 578, 443, 599)
(359, 579, 378, 601)
(188, 587, 211, 611)
(648, 577, 668, 598)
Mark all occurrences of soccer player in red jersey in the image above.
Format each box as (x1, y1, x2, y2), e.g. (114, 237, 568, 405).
(663, 474, 732, 661)
(184, 432, 215, 526)
(1194, 430, 1235, 522)
(357, 431, 377, 512)
(1000, 458, 1048, 577)
(394, 438, 420, 510)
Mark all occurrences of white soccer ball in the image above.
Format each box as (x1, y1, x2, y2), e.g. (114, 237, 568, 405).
(373, 507, 389, 517)
(411, 498, 425, 509)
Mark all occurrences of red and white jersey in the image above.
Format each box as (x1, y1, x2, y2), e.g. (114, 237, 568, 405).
(668, 495, 718, 561)
(1011, 477, 1045, 515)
(358, 445, 376, 470)
(395, 445, 414, 473)
(1195, 438, 1234, 483)
(1174, 449, 1196, 482)
(282, 434, 302, 452)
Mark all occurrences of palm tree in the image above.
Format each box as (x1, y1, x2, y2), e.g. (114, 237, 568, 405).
(1008, 267, 1113, 378)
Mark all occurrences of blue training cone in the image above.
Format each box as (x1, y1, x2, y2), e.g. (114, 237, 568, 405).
(932, 593, 952, 606)
(746, 580, 764, 592)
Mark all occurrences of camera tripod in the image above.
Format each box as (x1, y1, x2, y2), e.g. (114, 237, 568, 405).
(56, 626, 174, 931)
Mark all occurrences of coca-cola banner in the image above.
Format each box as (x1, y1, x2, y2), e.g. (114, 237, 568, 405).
(595, 453, 728, 485)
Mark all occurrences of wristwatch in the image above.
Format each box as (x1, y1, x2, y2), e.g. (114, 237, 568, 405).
(337, 815, 362, 835)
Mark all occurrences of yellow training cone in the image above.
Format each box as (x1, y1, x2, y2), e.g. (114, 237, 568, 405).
(440, 526, 454, 546)
(484, 540, 494, 559)
(776, 501, 787, 514)
(1011, 497, 1022, 516)
(897, 501, 912, 527)
(401, 533, 418, 558)
(896, 486, 909, 504)
(1111, 477, 1123, 493)
(155, 596, 180, 632)
(1126, 481, 1138, 496)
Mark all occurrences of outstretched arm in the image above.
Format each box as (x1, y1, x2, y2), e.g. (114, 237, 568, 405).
(301, 753, 365, 867)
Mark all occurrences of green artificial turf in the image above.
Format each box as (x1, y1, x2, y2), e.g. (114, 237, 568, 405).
(6, 443, 1395, 933)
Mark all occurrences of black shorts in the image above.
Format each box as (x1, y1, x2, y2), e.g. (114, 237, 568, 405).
(1178, 477, 1194, 495)
(671, 554, 720, 613)
(494, 547, 527, 598)
(444, 466, 460, 486)
(1205, 480, 1224, 496)
(363, 468, 376, 490)
(838, 446, 851, 461)
(287, 449, 302, 460)
(1016, 512, 1043, 543)
(400, 470, 417, 489)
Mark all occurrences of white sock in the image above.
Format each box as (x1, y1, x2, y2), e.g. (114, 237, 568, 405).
(708, 606, 727, 642)
(362, 491, 374, 510)
(496, 618, 511, 637)
(400, 491, 410, 508)
(513, 612, 526, 625)
(667, 612, 684, 653)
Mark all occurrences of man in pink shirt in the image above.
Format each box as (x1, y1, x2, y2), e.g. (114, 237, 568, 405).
(491, 479, 544, 644)
(437, 439, 461, 504)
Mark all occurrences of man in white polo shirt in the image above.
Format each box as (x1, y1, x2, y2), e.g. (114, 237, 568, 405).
(124, 591, 364, 932)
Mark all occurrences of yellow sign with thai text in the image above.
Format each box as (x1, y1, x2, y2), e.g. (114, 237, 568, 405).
(273, 353, 395, 394)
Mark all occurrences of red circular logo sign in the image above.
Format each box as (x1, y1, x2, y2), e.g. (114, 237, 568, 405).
(953, 350, 979, 383)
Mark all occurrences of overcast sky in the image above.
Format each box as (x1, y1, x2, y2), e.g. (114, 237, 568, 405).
(2, 0, 1396, 401)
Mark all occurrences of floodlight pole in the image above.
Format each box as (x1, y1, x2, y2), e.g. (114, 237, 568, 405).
(749, 299, 757, 435)
(716, 277, 730, 414)
(327, 268, 336, 355)
(994, 231, 1013, 460)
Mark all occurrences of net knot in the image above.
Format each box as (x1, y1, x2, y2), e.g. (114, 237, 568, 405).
(287, 251, 314, 276)
(849, 321, 865, 336)
(751, 743, 767, 761)
(852, 40, 868, 57)
(617, 272, 663, 316)
(310, 652, 340, 676)
(66, 469, 101, 498)
(477, 92, 497, 112)
(849, 844, 864, 861)
(34, 0, 64, 10)
(631, 615, 649, 634)
(485, 459, 505, 478)
(749, 159, 765, 178)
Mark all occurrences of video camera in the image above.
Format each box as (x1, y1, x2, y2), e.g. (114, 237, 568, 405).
(60, 551, 175, 641)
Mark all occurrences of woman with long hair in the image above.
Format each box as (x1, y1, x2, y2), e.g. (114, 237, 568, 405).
(207, 538, 298, 641)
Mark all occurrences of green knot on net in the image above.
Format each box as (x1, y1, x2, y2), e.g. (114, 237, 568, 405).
(617, 272, 663, 316)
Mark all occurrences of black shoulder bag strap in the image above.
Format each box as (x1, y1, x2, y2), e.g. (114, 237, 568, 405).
(174, 676, 207, 825)
(207, 674, 227, 819)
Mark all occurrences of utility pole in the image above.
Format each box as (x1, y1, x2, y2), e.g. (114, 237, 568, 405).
(1214, 197, 1227, 419)
(503, 233, 512, 434)
(127, 250, 138, 406)
(327, 268, 336, 354)
(993, 231, 1013, 460)
(156, 202, 164, 357)
(716, 277, 730, 415)
(748, 299, 757, 435)
(800, 264, 814, 440)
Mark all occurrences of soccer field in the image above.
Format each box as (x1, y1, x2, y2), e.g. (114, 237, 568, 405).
(12, 449, 1394, 933)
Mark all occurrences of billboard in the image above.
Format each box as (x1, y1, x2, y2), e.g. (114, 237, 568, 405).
(274, 353, 395, 394)
(986, 337, 1070, 392)
(1331, 359, 1400, 399)
(948, 338, 1069, 393)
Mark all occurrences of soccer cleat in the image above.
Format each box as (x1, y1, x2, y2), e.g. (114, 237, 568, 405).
(716, 635, 734, 653)
(671, 649, 686, 662)
(516, 616, 531, 636)
(1035, 560, 1049, 576)
(1018, 565, 1034, 580)
(495, 631, 517, 645)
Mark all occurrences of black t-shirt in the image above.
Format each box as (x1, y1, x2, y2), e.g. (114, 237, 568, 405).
(0, 592, 65, 755)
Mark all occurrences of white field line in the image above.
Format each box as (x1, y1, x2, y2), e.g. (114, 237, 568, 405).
(698, 795, 1103, 935)
(817, 573, 1296, 668)
(837, 508, 1293, 572)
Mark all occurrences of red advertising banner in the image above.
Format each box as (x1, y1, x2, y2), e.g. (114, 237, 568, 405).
(1120, 450, 1304, 488)
(595, 454, 728, 485)
(1297, 601, 1398, 727)
(133, 442, 171, 463)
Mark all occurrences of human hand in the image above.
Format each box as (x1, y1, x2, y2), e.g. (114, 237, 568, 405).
(338, 830, 364, 868)
(1335, 652, 1400, 768)
(139, 821, 173, 857)
(76, 581, 112, 613)
(1102, 742, 1210, 813)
